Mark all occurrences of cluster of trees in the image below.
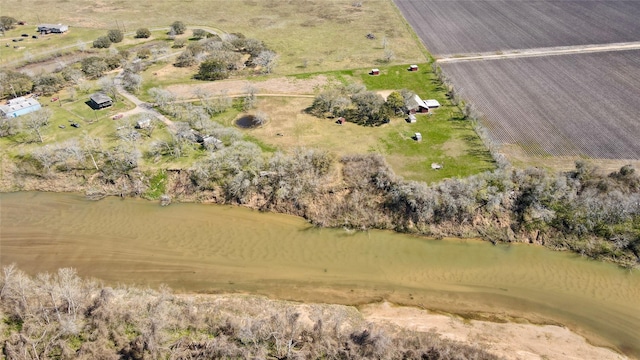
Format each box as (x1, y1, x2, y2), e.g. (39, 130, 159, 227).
(93, 29, 124, 49)
(0, 51, 128, 100)
(309, 84, 413, 126)
(0, 266, 500, 359)
(172, 31, 277, 79)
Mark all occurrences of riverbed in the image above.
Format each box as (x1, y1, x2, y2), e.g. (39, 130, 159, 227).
(1, 192, 638, 357)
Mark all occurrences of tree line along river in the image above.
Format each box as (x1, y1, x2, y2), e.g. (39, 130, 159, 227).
(1, 192, 639, 357)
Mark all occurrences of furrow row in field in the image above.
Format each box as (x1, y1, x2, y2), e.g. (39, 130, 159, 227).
(440, 50, 640, 159)
(394, 0, 640, 56)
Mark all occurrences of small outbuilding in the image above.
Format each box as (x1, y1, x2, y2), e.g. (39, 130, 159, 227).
(407, 114, 417, 123)
(0, 97, 42, 118)
(89, 93, 113, 109)
(406, 94, 429, 114)
(37, 24, 69, 34)
(414, 132, 422, 141)
(135, 118, 152, 129)
(370, 68, 380, 76)
(408, 65, 418, 71)
(425, 99, 441, 109)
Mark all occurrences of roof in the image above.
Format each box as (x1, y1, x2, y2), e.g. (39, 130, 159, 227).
(38, 24, 67, 30)
(425, 99, 441, 108)
(90, 92, 112, 104)
(0, 97, 41, 114)
(406, 94, 427, 110)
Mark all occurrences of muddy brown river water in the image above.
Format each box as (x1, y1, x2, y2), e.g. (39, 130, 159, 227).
(1, 192, 639, 357)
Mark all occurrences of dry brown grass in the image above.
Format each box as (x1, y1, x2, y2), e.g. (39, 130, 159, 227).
(3, 0, 427, 74)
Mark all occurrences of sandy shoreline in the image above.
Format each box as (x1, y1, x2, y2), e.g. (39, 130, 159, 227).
(361, 302, 626, 360)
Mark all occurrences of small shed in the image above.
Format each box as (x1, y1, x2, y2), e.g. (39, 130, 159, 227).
(336, 117, 345, 125)
(89, 93, 113, 109)
(0, 97, 42, 118)
(407, 114, 417, 123)
(408, 65, 418, 71)
(135, 118, 152, 129)
(425, 99, 441, 109)
(414, 132, 422, 141)
(370, 68, 380, 75)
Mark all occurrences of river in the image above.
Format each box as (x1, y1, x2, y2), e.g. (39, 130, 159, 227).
(1, 192, 639, 357)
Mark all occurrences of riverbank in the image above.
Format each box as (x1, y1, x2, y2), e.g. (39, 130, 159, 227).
(2, 150, 639, 269)
(361, 302, 626, 360)
(0, 262, 629, 359)
(2, 191, 639, 358)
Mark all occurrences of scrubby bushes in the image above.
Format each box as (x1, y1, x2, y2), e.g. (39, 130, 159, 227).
(92, 36, 111, 49)
(0, 266, 501, 360)
(135, 27, 151, 38)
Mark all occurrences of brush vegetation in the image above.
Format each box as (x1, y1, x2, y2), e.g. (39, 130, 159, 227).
(0, 266, 501, 360)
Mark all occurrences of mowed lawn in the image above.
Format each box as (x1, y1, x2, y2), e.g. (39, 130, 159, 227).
(440, 50, 640, 160)
(394, 0, 640, 56)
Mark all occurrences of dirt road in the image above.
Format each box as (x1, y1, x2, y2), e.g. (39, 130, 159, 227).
(436, 41, 640, 63)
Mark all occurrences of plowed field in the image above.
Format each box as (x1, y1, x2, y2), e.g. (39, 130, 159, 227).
(441, 50, 640, 159)
(395, 0, 640, 56)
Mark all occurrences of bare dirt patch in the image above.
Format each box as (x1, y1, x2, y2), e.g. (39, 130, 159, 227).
(166, 75, 331, 99)
(362, 302, 626, 360)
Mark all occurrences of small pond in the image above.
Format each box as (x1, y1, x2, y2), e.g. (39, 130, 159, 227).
(235, 115, 263, 128)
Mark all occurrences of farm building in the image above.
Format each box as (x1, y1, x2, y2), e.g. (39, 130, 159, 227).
(425, 99, 441, 109)
(370, 68, 380, 75)
(407, 114, 417, 123)
(135, 118, 152, 129)
(0, 97, 42, 118)
(408, 65, 419, 71)
(37, 24, 69, 34)
(406, 94, 429, 114)
(89, 93, 113, 109)
(414, 132, 422, 141)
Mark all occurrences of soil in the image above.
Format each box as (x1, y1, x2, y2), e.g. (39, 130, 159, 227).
(165, 75, 331, 99)
(361, 302, 627, 360)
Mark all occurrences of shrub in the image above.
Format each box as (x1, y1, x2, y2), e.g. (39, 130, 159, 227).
(107, 29, 124, 43)
(195, 59, 229, 81)
(135, 27, 151, 39)
(192, 28, 207, 39)
(93, 36, 111, 49)
(170, 21, 186, 35)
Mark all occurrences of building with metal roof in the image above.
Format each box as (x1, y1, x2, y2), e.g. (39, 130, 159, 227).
(0, 97, 42, 118)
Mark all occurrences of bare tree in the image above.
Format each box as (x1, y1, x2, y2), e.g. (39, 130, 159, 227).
(22, 108, 52, 143)
(253, 50, 278, 74)
(122, 71, 142, 93)
(382, 49, 395, 63)
(243, 84, 258, 111)
(98, 77, 118, 102)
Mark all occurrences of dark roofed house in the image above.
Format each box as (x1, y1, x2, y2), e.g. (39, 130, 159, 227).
(89, 93, 113, 109)
(37, 24, 69, 34)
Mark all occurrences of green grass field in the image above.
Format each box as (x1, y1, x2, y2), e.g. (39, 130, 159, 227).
(1, 1, 493, 183)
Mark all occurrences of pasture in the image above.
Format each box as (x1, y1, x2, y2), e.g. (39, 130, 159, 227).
(394, 0, 640, 56)
(440, 50, 640, 160)
(2, 0, 427, 74)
